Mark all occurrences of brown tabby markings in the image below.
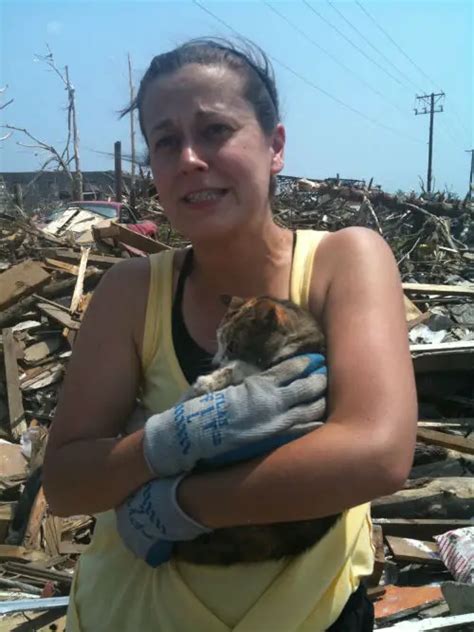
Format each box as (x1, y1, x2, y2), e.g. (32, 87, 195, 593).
(174, 296, 340, 565)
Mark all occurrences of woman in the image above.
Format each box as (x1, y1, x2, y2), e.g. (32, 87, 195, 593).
(43, 39, 417, 631)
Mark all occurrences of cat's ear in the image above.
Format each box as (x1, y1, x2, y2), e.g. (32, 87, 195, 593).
(255, 299, 289, 327)
(221, 295, 247, 311)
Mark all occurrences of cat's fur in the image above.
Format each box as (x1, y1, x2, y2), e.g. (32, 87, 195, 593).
(174, 296, 341, 565)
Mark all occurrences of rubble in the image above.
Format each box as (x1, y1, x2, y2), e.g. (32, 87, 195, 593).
(0, 176, 473, 629)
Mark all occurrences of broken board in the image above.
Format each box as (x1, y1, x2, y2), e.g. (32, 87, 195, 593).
(2, 328, 27, 440)
(385, 536, 441, 566)
(0, 260, 50, 310)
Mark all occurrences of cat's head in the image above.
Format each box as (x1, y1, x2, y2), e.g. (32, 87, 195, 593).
(214, 295, 325, 370)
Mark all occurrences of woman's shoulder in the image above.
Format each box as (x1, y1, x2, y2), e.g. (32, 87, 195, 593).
(309, 227, 397, 315)
(318, 226, 389, 258)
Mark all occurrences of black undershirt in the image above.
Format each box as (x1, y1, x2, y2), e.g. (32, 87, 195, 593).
(172, 247, 214, 384)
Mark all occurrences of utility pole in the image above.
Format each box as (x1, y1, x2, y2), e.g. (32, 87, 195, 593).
(65, 65, 83, 200)
(114, 141, 122, 203)
(414, 92, 444, 193)
(127, 53, 136, 211)
(465, 149, 474, 200)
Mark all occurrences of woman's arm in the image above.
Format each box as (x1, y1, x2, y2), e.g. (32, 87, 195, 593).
(178, 228, 418, 528)
(43, 259, 154, 517)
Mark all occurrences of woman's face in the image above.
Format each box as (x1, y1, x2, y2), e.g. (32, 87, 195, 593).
(141, 63, 285, 240)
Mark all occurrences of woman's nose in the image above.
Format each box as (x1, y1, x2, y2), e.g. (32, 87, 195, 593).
(178, 143, 208, 173)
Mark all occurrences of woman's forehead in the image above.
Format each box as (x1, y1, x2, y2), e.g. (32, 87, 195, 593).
(142, 63, 253, 128)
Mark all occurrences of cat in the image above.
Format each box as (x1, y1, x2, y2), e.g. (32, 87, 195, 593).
(173, 296, 341, 565)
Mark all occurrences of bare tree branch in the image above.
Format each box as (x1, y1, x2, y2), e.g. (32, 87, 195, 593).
(2, 124, 73, 179)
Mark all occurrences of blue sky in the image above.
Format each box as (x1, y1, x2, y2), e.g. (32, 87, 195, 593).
(0, 0, 472, 195)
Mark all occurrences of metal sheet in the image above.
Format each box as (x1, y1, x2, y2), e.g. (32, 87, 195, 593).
(0, 596, 69, 615)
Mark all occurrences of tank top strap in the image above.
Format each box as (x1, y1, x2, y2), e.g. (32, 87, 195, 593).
(141, 249, 175, 373)
(290, 230, 329, 309)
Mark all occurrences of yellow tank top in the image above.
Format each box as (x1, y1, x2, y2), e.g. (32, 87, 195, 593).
(66, 229, 374, 632)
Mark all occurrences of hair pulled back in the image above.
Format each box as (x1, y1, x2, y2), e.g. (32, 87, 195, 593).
(122, 38, 280, 144)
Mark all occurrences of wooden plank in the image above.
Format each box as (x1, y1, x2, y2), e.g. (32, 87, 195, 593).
(93, 223, 169, 254)
(69, 246, 90, 314)
(409, 458, 469, 479)
(22, 487, 48, 551)
(417, 428, 474, 455)
(412, 343, 474, 373)
(43, 515, 62, 558)
(58, 541, 88, 555)
(44, 258, 79, 275)
(373, 519, 473, 540)
(403, 295, 422, 322)
(42, 248, 123, 267)
(0, 502, 16, 543)
(410, 341, 474, 353)
(0, 260, 50, 310)
(372, 477, 473, 519)
(0, 441, 28, 478)
(0, 545, 48, 562)
(2, 328, 27, 440)
(367, 524, 385, 587)
(374, 584, 444, 624)
(418, 419, 474, 429)
(402, 282, 474, 297)
(37, 302, 80, 330)
(385, 536, 441, 566)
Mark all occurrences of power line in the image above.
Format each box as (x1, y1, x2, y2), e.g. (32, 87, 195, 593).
(355, 0, 471, 141)
(264, 2, 408, 119)
(354, 0, 442, 93)
(326, 0, 421, 93)
(302, 0, 405, 89)
(192, 0, 424, 144)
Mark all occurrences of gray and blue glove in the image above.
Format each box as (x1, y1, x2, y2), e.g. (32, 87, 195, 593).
(143, 353, 327, 478)
(116, 474, 208, 567)
(118, 354, 327, 566)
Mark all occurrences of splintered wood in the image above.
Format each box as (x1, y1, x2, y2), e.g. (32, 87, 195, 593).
(0, 260, 50, 310)
(2, 328, 27, 440)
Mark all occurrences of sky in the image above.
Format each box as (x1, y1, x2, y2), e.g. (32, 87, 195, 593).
(0, 0, 472, 195)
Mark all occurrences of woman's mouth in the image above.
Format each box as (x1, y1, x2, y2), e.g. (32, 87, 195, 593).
(182, 188, 228, 204)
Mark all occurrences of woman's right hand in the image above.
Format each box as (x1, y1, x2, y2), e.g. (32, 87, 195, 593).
(143, 353, 327, 478)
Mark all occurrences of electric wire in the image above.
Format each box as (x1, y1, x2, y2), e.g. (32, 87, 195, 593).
(264, 2, 409, 119)
(354, 0, 441, 91)
(355, 0, 470, 139)
(192, 0, 424, 145)
(326, 0, 422, 94)
(302, 0, 405, 89)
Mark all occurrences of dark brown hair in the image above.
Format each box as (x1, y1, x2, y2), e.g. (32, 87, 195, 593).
(122, 38, 280, 145)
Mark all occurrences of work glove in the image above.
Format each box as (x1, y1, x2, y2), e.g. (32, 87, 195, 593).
(117, 404, 326, 567)
(143, 353, 327, 478)
(116, 474, 209, 567)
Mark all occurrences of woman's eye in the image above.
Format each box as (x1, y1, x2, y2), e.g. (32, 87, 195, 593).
(205, 123, 232, 138)
(155, 136, 177, 150)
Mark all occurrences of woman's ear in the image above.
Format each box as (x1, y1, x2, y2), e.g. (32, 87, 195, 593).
(270, 123, 285, 175)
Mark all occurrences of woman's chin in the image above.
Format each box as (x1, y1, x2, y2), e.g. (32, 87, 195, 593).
(176, 214, 247, 243)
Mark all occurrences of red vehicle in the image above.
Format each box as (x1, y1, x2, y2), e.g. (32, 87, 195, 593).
(40, 200, 158, 242)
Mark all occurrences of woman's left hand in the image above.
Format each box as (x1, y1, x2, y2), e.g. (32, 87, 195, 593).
(115, 475, 212, 567)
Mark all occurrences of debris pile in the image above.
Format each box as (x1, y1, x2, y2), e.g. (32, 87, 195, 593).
(0, 177, 473, 630)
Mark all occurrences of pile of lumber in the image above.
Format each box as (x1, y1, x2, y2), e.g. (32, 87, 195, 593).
(0, 179, 473, 630)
